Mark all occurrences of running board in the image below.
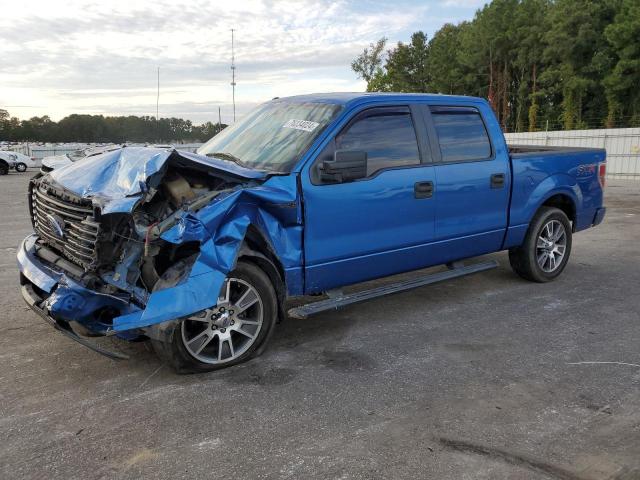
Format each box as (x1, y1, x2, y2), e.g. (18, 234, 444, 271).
(288, 260, 499, 320)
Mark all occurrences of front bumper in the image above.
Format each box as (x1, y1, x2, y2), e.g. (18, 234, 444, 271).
(18, 232, 227, 359)
(18, 234, 134, 359)
(20, 280, 129, 360)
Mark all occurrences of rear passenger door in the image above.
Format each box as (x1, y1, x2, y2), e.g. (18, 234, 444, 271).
(424, 105, 510, 258)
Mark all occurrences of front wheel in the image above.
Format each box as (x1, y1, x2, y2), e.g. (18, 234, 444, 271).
(152, 260, 278, 373)
(0, 163, 8, 175)
(509, 207, 572, 282)
(15, 162, 27, 173)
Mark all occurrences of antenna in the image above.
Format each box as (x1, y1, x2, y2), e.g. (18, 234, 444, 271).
(156, 66, 160, 141)
(231, 28, 236, 123)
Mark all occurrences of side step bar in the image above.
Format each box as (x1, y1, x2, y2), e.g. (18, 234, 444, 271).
(288, 260, 499, 320)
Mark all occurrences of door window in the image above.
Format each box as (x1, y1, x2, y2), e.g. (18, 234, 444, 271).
(430, 106, 492, 162)
(336, 107, 420, 176)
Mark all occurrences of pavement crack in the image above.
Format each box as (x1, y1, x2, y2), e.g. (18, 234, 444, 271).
(567, 361, 640, 368)
(439, 437, 589, 480)
(138, 364, 164, 389)
(0, 325, 48, 334)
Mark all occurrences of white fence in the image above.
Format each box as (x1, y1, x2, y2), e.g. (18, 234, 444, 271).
(6, 143, 203, 159)
(505, 128, 640, 179)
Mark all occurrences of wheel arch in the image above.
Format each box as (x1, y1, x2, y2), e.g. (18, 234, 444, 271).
(238, 225, 287, 323)
(540, 193, 577, 231)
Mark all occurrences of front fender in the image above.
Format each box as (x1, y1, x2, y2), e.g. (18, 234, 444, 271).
(112, 177, 302, 332)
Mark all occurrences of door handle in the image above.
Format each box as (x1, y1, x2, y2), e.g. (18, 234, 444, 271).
(414, 181, 434, 199)
(490, 173, 505, 189)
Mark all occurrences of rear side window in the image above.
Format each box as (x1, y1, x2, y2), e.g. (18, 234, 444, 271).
(430, 106, 491, 162)
(336, 107, 420, 176)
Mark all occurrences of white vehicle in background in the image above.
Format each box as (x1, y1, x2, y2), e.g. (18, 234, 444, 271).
(0, 150, 41, 175)
(0, 150, 39, 173)
(40, 144, 126, 173)
(0, 151, 17, 175)
(13, 151, 40, 170)
(147, 144, 174, 149)
(40, 154, 73, 173)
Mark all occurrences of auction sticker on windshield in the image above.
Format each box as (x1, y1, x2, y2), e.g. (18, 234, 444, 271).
(282, 119, 320, 132)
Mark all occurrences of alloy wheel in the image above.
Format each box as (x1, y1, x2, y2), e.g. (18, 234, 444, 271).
(536, 220, 567, 273)
(181, 277, 264, 364)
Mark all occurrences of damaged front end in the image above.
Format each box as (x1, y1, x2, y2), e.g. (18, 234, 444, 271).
(18, 147, 301, 358)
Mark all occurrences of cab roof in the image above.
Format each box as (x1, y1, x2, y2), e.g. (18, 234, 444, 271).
(277, 92, 487, 108)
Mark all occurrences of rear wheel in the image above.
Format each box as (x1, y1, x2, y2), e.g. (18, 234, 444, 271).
(152, 260, 277, 373)
(0, 162, 8, 175)
(15, 162, 27, 173)
(509, 207, 572, 282)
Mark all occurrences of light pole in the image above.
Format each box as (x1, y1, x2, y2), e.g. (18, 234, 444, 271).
(156, 66, 160, 141)
(231, 29, 236, 123)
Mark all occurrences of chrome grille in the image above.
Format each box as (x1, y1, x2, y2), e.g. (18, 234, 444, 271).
(32, 184, 100, 270)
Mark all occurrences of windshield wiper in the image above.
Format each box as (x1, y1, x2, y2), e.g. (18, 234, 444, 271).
(206, 151, 246, 168)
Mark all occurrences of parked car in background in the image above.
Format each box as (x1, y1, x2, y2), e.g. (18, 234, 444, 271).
(0, 151, 16, 175)
(0, 151, 41, 173)
(147, 144, 174, 149)
(40, 154, 73, 173)
(13, 151, 40, 171)
(40, 144, 125, 173)
(17, 93, 606, 373)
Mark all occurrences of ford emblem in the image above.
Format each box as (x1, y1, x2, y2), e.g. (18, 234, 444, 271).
(45, 213, 65, 239)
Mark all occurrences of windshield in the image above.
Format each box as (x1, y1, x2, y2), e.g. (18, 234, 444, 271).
(197, 101, 342, 172)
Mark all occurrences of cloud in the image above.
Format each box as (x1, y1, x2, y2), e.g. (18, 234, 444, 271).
(0, 0, 476, 124)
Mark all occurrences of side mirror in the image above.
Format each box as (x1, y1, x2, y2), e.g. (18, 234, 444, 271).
(320, 150, 367, 183)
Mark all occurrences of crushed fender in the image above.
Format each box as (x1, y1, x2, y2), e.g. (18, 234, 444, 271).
(25, 147, 302, 334)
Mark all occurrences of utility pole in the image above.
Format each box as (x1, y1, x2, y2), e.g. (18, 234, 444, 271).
(218, 106, 222, 134)
(156, 66, 160, 141)
(231, 28, 236, 123)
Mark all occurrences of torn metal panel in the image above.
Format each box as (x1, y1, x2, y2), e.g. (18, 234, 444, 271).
(17, 235, 61, 293)
(49, 147, 170, 199)
(45, 278, 140, 335)
(112, 177, 302, 332)
(49, 147, 266, 201)
(22, 146, 304, 335)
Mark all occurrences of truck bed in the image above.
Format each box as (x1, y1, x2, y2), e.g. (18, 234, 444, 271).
(505, 143, 606, 248)
(508, 144, 606, 157)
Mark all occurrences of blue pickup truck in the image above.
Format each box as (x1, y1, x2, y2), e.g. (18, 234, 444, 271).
(17, 93, 607, 372)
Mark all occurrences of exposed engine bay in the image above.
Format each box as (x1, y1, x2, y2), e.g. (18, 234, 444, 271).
(28, 152, 253, 332)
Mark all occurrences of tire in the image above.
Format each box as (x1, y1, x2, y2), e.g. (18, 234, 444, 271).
(15, 162, 27, 173)
(509, 207, 573, 283)
(152, 260, 278, 373)
(0, 162, 8, 175)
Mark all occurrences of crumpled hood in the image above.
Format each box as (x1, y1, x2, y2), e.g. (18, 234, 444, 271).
(42, 155, 72, 170)
(48, 146, 268, 204)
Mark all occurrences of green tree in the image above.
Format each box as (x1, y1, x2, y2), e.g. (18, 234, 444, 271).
(427, 23, 469, 95)
(383, 32, 431, 92)
(604, 0, 640, 126)
(350, 0, 640, 131)
(509, 0, 550, 131)
(351, 38, 388, 91)
(541, 0, 619, 129)
(0, 111, 225, 143)
(0, 109, 10, 138)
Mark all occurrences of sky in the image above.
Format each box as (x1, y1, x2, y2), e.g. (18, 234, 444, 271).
(0, 0, 485, 125)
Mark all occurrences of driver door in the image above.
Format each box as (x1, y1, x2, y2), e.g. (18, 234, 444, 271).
(301, 105, 437, 292)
